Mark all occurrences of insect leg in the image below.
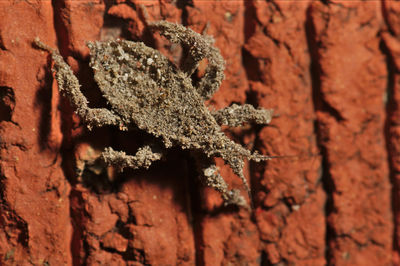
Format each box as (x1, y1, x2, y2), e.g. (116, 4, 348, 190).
(147, 21, 225, 100)
(34, 39, 122, 130)
(212, 104, 273, 127)
(194, 154, 248, 208)
(100, 145, 163, 172)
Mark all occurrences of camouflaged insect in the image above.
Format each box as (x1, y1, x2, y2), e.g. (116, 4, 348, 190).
(34, 21, 273, 208)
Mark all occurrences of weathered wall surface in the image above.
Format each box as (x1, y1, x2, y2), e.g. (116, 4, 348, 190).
(0, 0, 397, 265)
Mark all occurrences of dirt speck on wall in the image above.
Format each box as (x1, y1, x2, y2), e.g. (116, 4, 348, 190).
(0, 1, 397, 265)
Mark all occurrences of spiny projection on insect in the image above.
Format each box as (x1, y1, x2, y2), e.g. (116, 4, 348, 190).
(34, 21, 274, 208)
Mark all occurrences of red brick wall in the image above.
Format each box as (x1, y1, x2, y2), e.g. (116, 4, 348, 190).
(0, 1, 398, 265)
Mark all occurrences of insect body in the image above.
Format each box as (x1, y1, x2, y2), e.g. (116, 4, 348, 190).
(34, 21, 273, 208)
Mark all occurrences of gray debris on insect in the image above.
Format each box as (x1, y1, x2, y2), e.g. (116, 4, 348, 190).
(34, 21, 273, 208)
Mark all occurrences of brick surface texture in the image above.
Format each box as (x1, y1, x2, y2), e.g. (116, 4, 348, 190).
(0, 1, 398, 265)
